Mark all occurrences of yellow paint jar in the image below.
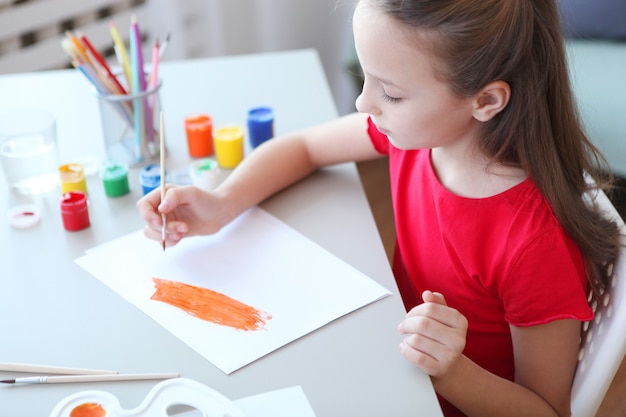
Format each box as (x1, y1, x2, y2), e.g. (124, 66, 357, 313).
(59, 162, 87, 194)
(214, 126, 244, 169)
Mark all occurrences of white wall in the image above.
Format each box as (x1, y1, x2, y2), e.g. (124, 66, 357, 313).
(0, 0, 359, 115)
(152, 0, 359, 115)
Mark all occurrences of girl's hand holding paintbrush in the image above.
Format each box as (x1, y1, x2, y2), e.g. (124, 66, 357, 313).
(137, 185, 231, 248)
(139, 115, 333, 248)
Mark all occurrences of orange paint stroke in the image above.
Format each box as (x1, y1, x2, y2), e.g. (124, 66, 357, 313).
(151, 277, 272, 331)
(70, 403, 106, 417)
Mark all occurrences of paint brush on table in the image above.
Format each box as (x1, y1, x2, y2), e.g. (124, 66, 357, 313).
(160, 111, 166, 251)
(0, 372, 179, 385)
(0, 362, 117, 375)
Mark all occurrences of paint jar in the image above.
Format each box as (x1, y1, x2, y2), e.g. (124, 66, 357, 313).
(139, 163, 164, 195)
(185, 114, 213, 158)
(95, 75, 162, 167)
(247, 106, 274, 148)
(189, 158, 220, 191)
(59, 191, 90, 231)
(214, 126, 244, 169)
(100, 161, 130, 197)
(59, 162, 88, 195)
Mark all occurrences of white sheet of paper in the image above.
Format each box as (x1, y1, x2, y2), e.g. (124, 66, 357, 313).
(235, 386, 317, 417)
(173, 385, 316, 417)
(75, 207, 391, 374)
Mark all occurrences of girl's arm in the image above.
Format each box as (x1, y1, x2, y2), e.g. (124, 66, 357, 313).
(213, 111, 377, 223)
(399, 291, 581, 417)
(137, 112, 380, 244)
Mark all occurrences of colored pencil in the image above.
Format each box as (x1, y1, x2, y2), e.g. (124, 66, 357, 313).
(65, 31, 93, 67)
(75, 62, 106, 93)
(131, 16, 155, 150)
(61, 16, 160, 162)
(78, 31, 126, 94)
(149, 38, 160, 106)
(130, 16, 147, 92)
(158, 32, 171, 58)
(129, 16, 145, 161)
(160, 111, 166, 251)
(109, 21, 132, 90)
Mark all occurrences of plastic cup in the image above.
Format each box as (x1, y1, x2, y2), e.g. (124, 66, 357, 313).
(0, 109, 59, 195)
(95, 75, 162, 167)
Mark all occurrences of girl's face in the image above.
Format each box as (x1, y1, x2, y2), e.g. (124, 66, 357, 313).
(353, 1, 480, 152)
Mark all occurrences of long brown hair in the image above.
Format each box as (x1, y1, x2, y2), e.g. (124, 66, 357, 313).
(371, 0, 621, 296)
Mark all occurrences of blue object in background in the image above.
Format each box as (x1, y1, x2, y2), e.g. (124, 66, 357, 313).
(139, 163, 164, 195)
(557, 0, 626, 40)
(247, 106, 274, 148)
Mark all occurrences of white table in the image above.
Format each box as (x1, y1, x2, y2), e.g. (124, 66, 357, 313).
(0, 49, 442, 417)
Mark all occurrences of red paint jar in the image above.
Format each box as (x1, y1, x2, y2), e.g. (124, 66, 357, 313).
(59, 191, 90, 231)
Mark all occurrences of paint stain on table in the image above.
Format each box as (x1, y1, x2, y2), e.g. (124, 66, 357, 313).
(151, 277, 272, 331)
(70, 403, 106, 417)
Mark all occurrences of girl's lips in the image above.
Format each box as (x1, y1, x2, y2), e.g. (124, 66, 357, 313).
(371, 119, 390, 136)
(377, 125, 391, 136)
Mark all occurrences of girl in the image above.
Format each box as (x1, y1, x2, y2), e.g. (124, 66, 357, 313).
(137, 1, 621, 415)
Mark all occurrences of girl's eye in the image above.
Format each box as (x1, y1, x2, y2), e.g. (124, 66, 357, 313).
(382, 92, 402, 103)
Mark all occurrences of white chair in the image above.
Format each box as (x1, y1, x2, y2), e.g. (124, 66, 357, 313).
(571, 189, 626, 417)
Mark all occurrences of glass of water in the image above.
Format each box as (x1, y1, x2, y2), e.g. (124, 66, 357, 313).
(0, 109, 59, 195)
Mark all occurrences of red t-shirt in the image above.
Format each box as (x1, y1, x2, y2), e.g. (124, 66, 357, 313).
(366, 117, 593, 416)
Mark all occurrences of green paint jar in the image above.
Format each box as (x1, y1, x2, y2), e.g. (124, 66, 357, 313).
(100, 161, 130, 197)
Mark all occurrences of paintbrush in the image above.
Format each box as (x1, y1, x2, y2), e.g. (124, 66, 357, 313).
(0, 372, 179, 385)
(160, 111, 166, 251)
(0, 362, 117, 375)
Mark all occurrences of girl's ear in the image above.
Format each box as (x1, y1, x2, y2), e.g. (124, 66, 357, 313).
(472, 80, 511, 122)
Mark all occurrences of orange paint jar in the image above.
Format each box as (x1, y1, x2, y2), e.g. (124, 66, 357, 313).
(185, 114, 213, 158)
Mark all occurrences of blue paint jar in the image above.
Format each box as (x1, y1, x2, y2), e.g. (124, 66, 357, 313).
(247, 106, 274, 148)
(139, 163, 164, 195)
